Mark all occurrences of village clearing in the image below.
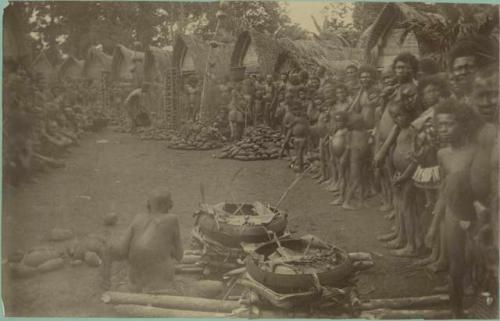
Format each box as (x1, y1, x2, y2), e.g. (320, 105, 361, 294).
(2, 129, 444, 317)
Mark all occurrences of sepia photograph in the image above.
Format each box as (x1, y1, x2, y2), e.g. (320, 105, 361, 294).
(2, 0, 499, 318)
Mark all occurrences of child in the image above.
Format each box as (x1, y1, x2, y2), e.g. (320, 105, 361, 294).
(383, 98, 422, 256)
(341, 114, 371, 210)
(310, 110, 331, 182)
(426, 99, 478, 318)
(101, 190, 183, 293)
(328, 111, 350, 204)
(332, 84, 351, 114)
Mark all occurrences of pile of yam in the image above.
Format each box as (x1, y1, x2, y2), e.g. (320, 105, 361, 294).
(137, 126, 176, 141)
(167, 122, 225, 150)
(217, 126, 283, 161)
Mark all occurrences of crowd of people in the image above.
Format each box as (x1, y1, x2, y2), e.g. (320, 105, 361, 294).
(3, 65, 110, 186)
(215, 36, 498, 318)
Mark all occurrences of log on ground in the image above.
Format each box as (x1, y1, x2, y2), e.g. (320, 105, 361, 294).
(102, 291, 240, 313)
(112, 304, 227, 318)
(360, 308, 454, 319)
(360, 294, 449, 310)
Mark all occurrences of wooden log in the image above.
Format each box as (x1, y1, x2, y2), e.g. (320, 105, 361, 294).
(348, 252, 373, 261)
(175, 265, 203, 274)
(360, 308, 454, 319)
(360, 295, 449, 310)
(102, 291, 241, 313)
(181, 254, 201, 264)
(112, 304, 227, 318)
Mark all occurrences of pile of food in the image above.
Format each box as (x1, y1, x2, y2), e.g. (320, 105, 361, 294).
(257, 246, 342, 275)
(167, 122, 226, 150)
(137, 126, 175, 141)
(190, 201, 289, 274)
(217, 126, 284, 161)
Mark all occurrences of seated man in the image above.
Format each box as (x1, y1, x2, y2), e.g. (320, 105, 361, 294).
(101, 190, 222, 297)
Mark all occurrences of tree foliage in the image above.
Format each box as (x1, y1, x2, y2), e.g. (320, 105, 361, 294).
(15, 1, 308, 62)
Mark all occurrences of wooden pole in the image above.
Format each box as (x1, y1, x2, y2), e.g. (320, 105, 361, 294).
(102, 291, 241, 313)
(198, 19, 221, 122)
(112, 304, 228, 318)
(360, 308, 454, 319)
(359, 294, 449, 310)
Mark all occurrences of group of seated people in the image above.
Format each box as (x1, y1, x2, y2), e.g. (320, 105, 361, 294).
(3, 67, 109, 186)
(219, 36, 498, 318)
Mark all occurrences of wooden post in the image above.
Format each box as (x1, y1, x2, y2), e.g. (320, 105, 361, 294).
(198, 3, 224, 122)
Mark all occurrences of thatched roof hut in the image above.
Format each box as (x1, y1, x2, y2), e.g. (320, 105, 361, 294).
(277, 39, 363, 74)
(32, 51, 57, 87)
(172, 34, 234, 81)
(58, 56, 84, 80)
(172, 35, 210, 77)
(230, 30, 284, 78)
(111, 44, 145, 82)
(357, 3, 443, 70)
(82, 46, 112, 83)
(144, 46, 172, 83)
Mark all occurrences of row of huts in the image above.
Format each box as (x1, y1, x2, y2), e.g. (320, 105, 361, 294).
(7, 3, 457, 127)
(29, 3, 442, 90)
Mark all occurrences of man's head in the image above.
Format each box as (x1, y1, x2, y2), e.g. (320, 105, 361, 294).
(280, 72, 288, 82)
(434, 98, 475, 145)
(392, 53, 419, 84)
(298, 88, 306, 100)
(310, 76, 320, 90)
(418, 74, 450, 109)
(388, 98, 412, 128)
(382, 69, 396, 87)
(147, 189, 173, 214)
(266, 74, 273, 83)
(358, 65, 378, 89)
(471, 66, 499, 123)
(345, 64, 358, 80)
(448, 36, 497, 93)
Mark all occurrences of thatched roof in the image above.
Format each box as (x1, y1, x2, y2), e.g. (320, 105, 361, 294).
(82, 46, 112, 81)
(144, 46, 172, 82)
(231, 30, 284, 76)
(111, 44, 145, 81)
(277, 38, 363, 73)
(172, 35, 209, 75)
(58, 56, 84, 80)
(172, 34, 234, 79)
(357, 3, 444, 68)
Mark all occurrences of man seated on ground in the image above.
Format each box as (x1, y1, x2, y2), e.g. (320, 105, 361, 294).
(101, 190, 222, 297)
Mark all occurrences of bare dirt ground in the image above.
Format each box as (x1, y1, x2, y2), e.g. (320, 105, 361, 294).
(2, 129, 444, 317)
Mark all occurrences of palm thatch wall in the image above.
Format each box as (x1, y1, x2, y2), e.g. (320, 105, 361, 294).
(357, 3, 443, 70)
(230, 30, 284, 78)
(58, 56, 84, 81)
(111, 44, 145, 84)
(144, 46, 172, 83)
(32, 51, 58, 88)
(82, 46, 112, 84)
